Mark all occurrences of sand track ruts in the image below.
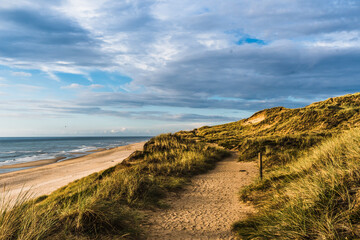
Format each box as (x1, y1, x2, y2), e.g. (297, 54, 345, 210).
(143, 153, 257, 240)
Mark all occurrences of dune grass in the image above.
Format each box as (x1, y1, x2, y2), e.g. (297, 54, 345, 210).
(177, 93, 360, 166)
(0, 134, 229, 240)
(234, 129, 360, 239)
(171, 93, 360, 239)
(172, 93, 360, 239)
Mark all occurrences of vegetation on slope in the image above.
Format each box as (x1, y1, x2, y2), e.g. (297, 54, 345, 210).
(177, 93, 360, 167)
(176, 93, 360, 239)
(0, 134, 229, 240)
(234, 129, 360, 239)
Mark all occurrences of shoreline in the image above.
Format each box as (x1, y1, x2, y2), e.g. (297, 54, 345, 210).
(0, 141, 146, 202)
(0, 156, 67, 169)
(0, 145, 135, 171)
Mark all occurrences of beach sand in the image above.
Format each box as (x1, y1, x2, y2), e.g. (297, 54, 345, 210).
(0, 142, 145, 202)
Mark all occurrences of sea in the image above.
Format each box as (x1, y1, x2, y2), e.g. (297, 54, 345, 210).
(0, 136, 151, 174)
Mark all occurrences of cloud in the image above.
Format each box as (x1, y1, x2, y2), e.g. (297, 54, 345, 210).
(110, 128, 127, 133)
(0, 7, 105, 72)
(1, 98, 238, 122)
(0, 83, 42, 91)
(0, 0, 360, 115)
(143, 42, 360, 99)
(45, 105, 237, 122)
(67, 40, 360, 111)
(11, 71, 32, 77)
(89, 84, 104, 89)
(61, 83, 82, 89)
(61, 83, 104, 89)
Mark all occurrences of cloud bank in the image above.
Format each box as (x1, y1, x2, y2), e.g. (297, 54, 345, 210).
(1, 0, 360, 128)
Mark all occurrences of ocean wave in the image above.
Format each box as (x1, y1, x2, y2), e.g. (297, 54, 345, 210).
(3, 159, 16, 163)
(0, 137, 150, 170)
(0, 150, 38, 154)
(0, 151, 16, 154)
(69, 145, 97, 153)
(0, 153, 59, 166)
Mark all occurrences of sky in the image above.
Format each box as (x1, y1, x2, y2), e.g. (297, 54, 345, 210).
(0, 0, 360, 136)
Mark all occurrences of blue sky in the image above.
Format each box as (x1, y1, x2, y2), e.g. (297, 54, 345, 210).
(0, 0, 360, 136)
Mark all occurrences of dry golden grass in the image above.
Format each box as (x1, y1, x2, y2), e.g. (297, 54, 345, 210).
(0, 134, 229, 239)
(174, 93, 360, 239)
(178, 93, 360, 167)
(235, 129, 360, 239)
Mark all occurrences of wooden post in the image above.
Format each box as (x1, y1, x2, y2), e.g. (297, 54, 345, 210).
(258, 152, 263, 180)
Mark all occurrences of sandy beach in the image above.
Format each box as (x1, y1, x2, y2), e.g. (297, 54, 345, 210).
(0, 142, 145, 202)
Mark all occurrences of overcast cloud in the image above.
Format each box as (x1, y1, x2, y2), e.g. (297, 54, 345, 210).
(0, 0, 359, 135)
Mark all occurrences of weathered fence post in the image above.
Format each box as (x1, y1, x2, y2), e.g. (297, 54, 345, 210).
(258, 152, 263, 180)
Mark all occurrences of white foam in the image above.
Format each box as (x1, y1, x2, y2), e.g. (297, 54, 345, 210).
(0, 153, 58, 166)
(69, 145, 97, 153)
(0, 151, 16, 154)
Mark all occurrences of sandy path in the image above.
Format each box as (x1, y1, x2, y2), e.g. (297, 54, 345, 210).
(0, 142, 145, 203)
(144, 153, 257, 240)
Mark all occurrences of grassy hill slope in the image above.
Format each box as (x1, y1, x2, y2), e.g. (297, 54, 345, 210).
(177, 93, 360, 166)
(235, 127, 360, 239)
(176, 92, 360, 239)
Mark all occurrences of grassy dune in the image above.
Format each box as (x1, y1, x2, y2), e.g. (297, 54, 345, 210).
(0, 134, 229, 240)
(235, 129, 360, 239)
(176, 93, 360, 239)
(177, 93, 360, 166)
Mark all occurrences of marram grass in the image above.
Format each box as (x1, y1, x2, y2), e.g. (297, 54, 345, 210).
(234, 129, 360, 239)
(0, 134, 229, 240)
(174, 93, 360, 239)
(178, 93, 360, 166)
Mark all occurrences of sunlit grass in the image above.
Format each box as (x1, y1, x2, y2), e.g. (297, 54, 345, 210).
(0, 134, 229, 239)
(234, 129, 360, 239)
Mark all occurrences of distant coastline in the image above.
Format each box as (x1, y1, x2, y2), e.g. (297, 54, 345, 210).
(0, 141, 146, 202)
(0, 136, 151, 174)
